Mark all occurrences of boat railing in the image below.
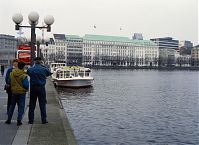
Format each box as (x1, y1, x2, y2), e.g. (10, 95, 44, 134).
(54, 68, 91, 79)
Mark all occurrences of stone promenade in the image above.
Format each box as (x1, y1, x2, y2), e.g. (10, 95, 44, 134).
(0, 75, 77, 145)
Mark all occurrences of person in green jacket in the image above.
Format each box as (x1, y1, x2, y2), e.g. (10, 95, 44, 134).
(5, 61, 29, 126)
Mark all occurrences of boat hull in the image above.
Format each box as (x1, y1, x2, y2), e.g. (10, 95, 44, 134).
(53, 78, 94, 88)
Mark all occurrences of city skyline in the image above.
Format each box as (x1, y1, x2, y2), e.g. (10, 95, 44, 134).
(0, 0, 198, 45)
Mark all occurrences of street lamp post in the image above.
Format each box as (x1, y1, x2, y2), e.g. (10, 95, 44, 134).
(12, 11, 54, 66)
(36, 36, 42, 57)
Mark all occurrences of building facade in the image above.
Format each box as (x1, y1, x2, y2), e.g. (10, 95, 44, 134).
(150, 37, 179, 66)
(53, 34, 67, 63)
(175, 51, 191, 67)
(0, 34, 17, 66)
(179, 40, 193, 49)
(83, 34, 158, 67)
(65, 35, 83, 66)
(41, 38, 55, 65)
(191, 45, 199, 66)
(179, 40, 193, 55)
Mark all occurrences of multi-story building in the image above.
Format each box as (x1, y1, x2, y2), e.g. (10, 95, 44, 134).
(48, 34, 160, 67)
(150, 37, 179, 66)
(41, 38, 55, 65)
(179, 40, 193, 55)
(150, 37, 179, 49)
(179, 40, 193, 49)
(53, 34, 67, 63)
(0, 34, 17, 65)
(83, 34, 158, 67)
(191, 45, 199, 66)
(175, 51, 191, 67)
(65, 35, 83, 66)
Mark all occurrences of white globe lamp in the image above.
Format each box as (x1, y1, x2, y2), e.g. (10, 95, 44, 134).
(28, 11, 39, 23)
(44, 15, 54, 25)
(12, 13, 23, 24)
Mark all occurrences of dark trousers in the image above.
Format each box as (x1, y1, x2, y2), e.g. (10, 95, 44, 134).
(7, 94, 26, 121)
(6, 87, 12, 113)
(6, 88, 19, 113)
(28, 85, 47, 122)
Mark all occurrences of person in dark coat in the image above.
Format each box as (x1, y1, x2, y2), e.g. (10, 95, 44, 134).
(27, 57, 52, 124)
(5, 59, 18, 114)
(1, 64, 5, 76)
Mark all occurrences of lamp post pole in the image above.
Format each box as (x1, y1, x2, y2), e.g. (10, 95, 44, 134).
(36, 36, 41, 58)
(12, 12, 54, 66)
(31, 23, 36, 65)
(37, 41, 40, 57)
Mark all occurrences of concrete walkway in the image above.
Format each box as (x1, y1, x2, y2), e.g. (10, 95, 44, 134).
(0, 76, 77, 145)
(0, 75, 21, 145)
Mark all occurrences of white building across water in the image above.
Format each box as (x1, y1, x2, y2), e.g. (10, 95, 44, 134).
(51, 34, 159, 67)
(82, 34, 159, 67)
(42, 34, 195, 67)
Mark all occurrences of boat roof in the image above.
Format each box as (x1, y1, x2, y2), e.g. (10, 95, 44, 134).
(50, 63, 66, 65)
(55, 66, 90, 71)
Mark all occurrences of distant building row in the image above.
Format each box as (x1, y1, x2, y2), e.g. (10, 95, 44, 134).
(41, 34, 196, 67)
(0, 33, 198, 67)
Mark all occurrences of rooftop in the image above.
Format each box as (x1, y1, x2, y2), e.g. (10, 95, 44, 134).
(65, 35, 82, 41)
(53, 34, 66, 40)
(193, 45, 199, 49)
(83, 34, 157, 46)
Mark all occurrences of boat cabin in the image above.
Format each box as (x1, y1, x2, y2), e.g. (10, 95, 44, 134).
(50, 63, 66, 72)
(53, 66, 91, 79)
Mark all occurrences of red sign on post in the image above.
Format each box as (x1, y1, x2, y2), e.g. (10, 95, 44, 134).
(17, 50, 31, 64)
(17, 45, 31, 64)
(18, 45, 31, 50)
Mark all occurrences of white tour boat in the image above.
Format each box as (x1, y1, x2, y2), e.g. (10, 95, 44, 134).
(52, 66, 94, 88)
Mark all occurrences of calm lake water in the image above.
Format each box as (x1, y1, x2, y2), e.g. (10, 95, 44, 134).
(57, 69, 199, 145)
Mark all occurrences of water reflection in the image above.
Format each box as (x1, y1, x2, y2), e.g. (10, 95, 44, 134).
(56, 86, 94, 100)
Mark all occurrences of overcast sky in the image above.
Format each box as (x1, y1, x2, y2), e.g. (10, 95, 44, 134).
(0, 0, 198, 45)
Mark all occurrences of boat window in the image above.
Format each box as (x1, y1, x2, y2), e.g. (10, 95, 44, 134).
(59, 71, 63, 78)
(70, 71, 74, 77)
(85, 71, 90, 77)
(56, 72, 59, 78)
(79, 71, 84, 77)
(64, 71, 70, 78)
(56, 70, 61, 78)
(74, 70, 78, 77)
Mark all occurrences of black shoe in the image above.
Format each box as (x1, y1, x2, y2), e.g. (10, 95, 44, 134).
(5, 120, 11, 124)
(28, 121, 33, 124)
(17, 120, 22, 126)
(42, 120, 48, 124)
